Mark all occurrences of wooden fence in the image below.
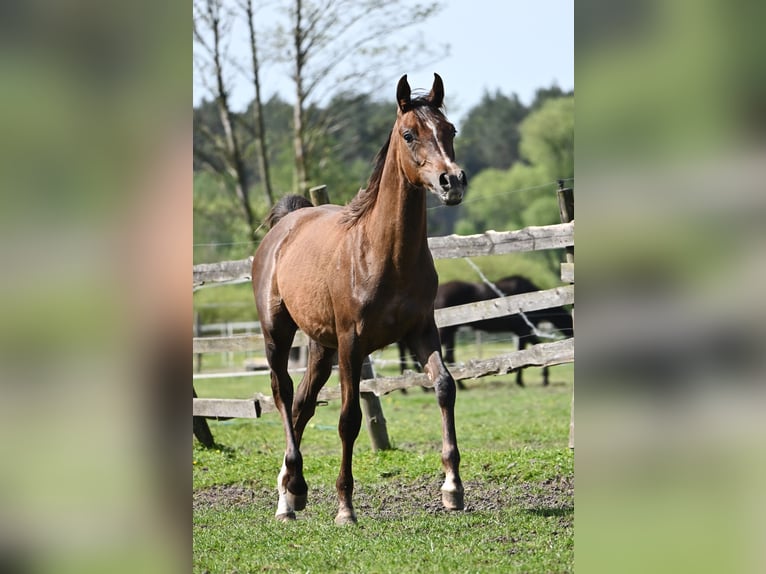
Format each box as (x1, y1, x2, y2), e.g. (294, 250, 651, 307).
(193, 220, 574, 418)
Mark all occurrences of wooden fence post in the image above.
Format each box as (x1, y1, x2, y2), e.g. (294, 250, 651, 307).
(193, 386, 215, 448)
(557, 181, 575, 450)
(195, 311, 203, 372)
(361, 357, 392, 451)
(309, 184, 329, 206)
(310, 184, 392, 451)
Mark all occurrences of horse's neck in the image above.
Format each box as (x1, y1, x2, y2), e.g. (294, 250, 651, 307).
(366, 162, 429, 266)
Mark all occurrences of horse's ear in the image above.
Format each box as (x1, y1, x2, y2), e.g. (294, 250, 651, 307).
(397, 74, 411, 112)
(429, 73, 444, 108)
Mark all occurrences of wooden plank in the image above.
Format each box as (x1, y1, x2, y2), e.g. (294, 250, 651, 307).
(435, 285, 574, 328)
(193, 339, 573, 417)
(427, 222, 574, 260)
(313, 338, 575, 397)
(193, 334, 263, 353)
(193, 397, 263, 418)
(561, 262, 574, 283)
(192, 289, 573, 354)
(193, 331, 309, 353)
(193, 257, 253, 288)
(192, 222, 575, 287)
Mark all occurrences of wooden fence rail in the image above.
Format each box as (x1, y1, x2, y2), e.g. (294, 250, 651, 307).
(192, 286, 573, 355)
(193, 214, 574, 439)
(192, 222, 574, 289)
(193, 338, 574, 418)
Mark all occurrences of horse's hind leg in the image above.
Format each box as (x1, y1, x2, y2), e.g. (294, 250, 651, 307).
(293, 340, 336, 446)
(334, 333, 364, 525)
(262, 316, 306, 521)
(408, 325, 464, 511)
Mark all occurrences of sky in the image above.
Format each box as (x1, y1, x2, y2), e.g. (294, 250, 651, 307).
(193, 0, 573, 126)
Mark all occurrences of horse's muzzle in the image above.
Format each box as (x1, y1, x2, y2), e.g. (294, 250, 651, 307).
(438, 170, 467, 205)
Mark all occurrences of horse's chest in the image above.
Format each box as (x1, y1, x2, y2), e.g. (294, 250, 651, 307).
(360, 286, 432, 334)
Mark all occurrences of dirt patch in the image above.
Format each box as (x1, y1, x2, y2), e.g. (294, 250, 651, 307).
(193, 484, 272, 512)
(194, 474, 573, 519)
(515, 475, 574, 516)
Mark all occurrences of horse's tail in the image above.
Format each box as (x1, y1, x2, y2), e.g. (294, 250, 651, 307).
(266, 194, 314, 229)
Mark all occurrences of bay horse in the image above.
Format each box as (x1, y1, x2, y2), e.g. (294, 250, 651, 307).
(251, 74, 467, 524)
(398, 275, 573, 387)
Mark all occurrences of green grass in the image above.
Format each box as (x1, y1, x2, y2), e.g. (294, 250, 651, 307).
(194, 358, 573, 573)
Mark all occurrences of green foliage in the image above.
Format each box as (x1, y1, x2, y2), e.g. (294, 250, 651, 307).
(193, 83, 573, 242)
(193, 283, 257, 325)
(456, 90, 527, 175)
(455, 164, 552, 234)
(193, 172, 256, 264)
(519, 97, 574, 181)
(451, 95, 573, 240)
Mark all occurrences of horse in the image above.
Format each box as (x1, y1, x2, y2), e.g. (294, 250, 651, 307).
(398, 275, 573, 387)
(251, 74, 467, 524)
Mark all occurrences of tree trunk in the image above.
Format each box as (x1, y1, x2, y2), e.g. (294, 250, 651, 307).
(208, 0, 257, 237)
(291, 0, 309, 197)
(244, 0, 275, 209)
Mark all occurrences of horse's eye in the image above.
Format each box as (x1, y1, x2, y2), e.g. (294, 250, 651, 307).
(403, 131, 414, 143)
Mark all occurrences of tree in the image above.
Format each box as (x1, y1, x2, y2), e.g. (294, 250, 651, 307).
(529, 84, 573, 111)
(456, 90, 528, 176)
(193, 0, 258, 237)
(240, 0, 275, 208)
(519, 96, 574, 181)
(453, 95, 574, 278)
(455, 164, 549, 236)
(454, 96, 574, 233)
(273, 0, 446, 196)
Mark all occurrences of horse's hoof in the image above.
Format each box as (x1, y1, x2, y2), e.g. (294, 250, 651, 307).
(286, 491, 307, 511)
(334, 510, 357, 525)
(441, 488, 465, 511)
(275, 511, 296, 522)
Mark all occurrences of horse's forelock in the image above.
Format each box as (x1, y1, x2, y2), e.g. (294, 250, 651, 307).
(403, 93, 446, 115)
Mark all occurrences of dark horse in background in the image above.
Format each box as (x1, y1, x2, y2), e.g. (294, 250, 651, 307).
(252, 74, 466, 524)
(398, 275, 573, 387)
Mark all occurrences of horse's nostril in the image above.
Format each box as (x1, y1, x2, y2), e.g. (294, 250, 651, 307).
(439, 173, 450, 189)
(459, 170, 467, 186)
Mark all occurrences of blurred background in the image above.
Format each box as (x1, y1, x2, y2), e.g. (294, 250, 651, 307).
(0, 0, 764, 572)
(576, 1, 766, 573)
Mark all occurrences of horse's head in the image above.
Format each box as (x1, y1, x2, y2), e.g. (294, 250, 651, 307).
(394, 73, 467, 206)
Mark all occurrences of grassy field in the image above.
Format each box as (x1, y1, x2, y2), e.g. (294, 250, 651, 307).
(193, 341, 573, 574)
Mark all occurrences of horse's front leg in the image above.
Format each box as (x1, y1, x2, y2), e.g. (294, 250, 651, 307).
(408, 322, 464, 510)
(334, 333, 364, 525)
(263, 325, 307, 521)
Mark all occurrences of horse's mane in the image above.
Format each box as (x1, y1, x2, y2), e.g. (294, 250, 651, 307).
(339, 94, 445, 228)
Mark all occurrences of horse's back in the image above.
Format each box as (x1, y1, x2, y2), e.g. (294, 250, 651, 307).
(252, 204, 345, 338)
(494, 275, 540, 296)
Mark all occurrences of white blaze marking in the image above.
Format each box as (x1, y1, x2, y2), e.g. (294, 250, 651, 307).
(426, 117, 457, 171)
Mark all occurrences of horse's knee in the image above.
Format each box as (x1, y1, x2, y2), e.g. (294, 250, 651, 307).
(338, 403, 362, 439)
(434, 374, 457, 408)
